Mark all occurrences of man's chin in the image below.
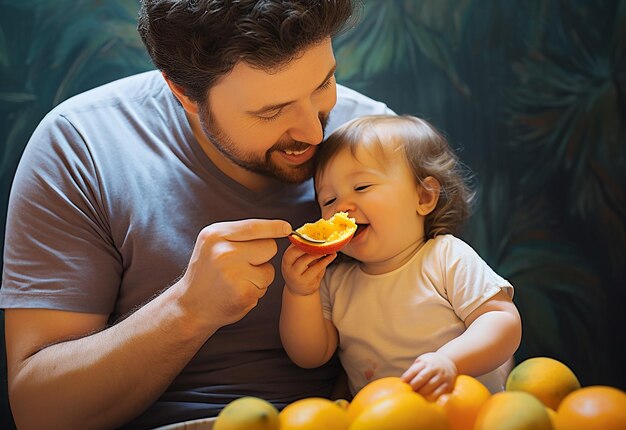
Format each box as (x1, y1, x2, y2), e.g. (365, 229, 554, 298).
(274, 169, 314, 184)
(272, 163, 315, 184)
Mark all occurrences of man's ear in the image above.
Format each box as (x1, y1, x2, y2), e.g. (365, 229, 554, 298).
(416, 176, 440, 216)
(162, 72, 200, 115)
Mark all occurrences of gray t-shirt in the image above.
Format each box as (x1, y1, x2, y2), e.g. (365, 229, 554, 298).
(0, 70, 393, 429)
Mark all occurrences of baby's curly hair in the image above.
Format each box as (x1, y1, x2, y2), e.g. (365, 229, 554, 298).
(315, 115, 475, 239)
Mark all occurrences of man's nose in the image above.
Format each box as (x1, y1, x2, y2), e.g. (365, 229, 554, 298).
(288, 102, 325, 145)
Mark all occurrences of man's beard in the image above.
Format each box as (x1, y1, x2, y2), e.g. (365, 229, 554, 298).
(198, 104, 329, 184)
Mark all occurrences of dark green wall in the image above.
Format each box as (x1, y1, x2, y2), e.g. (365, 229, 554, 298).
(331, 0, 626, 391)
(1, 0, 625, 396)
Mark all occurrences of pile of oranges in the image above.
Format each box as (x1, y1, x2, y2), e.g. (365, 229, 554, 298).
(214, 356, 626, 430)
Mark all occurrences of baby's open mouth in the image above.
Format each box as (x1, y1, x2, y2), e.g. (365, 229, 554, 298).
(353, 224, 368, 238)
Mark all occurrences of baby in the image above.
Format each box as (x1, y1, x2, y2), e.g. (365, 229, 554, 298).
(280, 115, 521, 399)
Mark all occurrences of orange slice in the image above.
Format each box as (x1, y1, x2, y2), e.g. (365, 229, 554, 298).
(289, 212, 357, 255)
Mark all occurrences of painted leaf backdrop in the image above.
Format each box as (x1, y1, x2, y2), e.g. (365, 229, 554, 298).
(1, 0, 624, 404)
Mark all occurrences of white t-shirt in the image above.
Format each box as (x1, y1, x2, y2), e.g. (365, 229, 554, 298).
(320, 234, 514, 395)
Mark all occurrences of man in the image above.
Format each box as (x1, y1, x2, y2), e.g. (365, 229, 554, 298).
(0, 0, 393, 429)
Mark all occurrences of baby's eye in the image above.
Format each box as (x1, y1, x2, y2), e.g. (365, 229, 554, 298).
(321, 197, 336, 207)
(355, 185, 371, 191)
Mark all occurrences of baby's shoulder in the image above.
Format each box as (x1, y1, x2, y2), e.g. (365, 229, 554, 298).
(423, 234, 484, 267)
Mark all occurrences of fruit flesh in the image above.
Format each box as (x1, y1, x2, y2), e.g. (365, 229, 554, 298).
(295, 212, 356, 242)
(289, 212, 357, 254)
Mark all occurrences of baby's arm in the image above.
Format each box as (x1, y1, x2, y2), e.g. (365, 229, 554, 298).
(402, 289, 522, 400)
(279, 245, 339, 368)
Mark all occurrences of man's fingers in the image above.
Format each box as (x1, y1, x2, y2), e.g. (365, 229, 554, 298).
(249, 262, 275, 291)
(253, 281, 270, 299)
(219, 219, 292, 241)
(224, 255, 276, 290)
(212, 236, 278, 267)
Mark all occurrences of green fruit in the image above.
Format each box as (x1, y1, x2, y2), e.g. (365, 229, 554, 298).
(214, 397, 280, 430)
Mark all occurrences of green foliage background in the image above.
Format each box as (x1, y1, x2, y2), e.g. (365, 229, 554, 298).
(1, 0, 624, 412)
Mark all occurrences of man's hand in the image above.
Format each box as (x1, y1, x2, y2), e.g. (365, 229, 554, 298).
(401, 352, 458, 401)
(177, 218, 292, 327)
(281, 245, 336, 296)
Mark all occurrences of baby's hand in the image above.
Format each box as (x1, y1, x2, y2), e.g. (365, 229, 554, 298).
(281, 244, 336, 296)
(401, 352, 458, 401)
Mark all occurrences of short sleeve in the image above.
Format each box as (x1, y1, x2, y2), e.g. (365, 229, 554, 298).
(439, 236, 513, 321)
(0, 112, 122, 313)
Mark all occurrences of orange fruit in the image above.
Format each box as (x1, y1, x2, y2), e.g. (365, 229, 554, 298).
(506, 356, 580, 410)
(289, 212, 356, 254)
(435, 374, 491, 430)
(474, 391, 553, 430)
(279, 397, 349, 430)
(350, 391, 447, 430)
(347, 376, 413, 422)
(555, 385, 626, 430)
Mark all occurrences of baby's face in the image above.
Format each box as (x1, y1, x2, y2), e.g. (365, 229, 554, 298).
(315, 146, 427, 273)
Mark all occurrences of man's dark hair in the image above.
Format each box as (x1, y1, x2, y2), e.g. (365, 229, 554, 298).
(138, 0, 356, 103)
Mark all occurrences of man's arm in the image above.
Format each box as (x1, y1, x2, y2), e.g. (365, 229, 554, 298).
(5, 218, 291, 430)
(6, 291, 213, 430)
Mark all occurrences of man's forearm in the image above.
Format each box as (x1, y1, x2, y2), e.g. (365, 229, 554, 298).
(9, 286, 217, 430)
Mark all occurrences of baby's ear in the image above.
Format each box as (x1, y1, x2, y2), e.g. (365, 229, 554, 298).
(416, 176, 440, 216)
